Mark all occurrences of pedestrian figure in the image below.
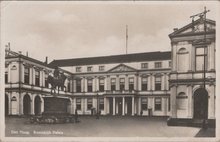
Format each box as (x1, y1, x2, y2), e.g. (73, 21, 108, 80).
(75, 109, 79, 123)
(96, 110, 100, 119)
(140, 110, 143, 116)
(91, 108, 93, 116)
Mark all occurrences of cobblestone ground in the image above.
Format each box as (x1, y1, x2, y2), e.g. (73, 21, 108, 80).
(5, 116, 213, 137)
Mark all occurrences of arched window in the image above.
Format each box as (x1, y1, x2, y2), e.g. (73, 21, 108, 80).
(11, 96, 17, 101)
(177, 92, 187, 110)
(178, 48, 188, 54)
(178, 92, 186, 96)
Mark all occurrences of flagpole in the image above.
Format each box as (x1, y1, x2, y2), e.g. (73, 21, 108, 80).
(126, 25, 128, 54)
(203, 7, 208, 89)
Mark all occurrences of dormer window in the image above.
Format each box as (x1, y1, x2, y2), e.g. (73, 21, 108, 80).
(155, 62, 162, 69)
(141, 63, 148, 69)
(99, 66, 105, 71)
(76, 67, 81, 72)
(169, 61, 172, 67)
(87, 66, 93, 72)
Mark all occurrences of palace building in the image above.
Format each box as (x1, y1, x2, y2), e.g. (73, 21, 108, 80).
(5, 17, 216, 124)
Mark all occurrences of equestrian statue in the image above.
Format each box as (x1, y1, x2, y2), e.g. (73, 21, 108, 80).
(47, 66, 67, 94)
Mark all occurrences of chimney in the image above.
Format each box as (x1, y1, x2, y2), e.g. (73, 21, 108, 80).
(26, 51, 28, 57)
(173, 28, 178, 32)
(18, 51, 22, 54)
(45, 56, 48, 64)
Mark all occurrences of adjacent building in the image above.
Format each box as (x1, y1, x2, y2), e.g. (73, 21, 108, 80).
(169, 18, 216, 121)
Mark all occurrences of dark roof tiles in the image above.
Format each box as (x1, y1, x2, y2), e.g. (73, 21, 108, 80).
(49, 51, 171, 67)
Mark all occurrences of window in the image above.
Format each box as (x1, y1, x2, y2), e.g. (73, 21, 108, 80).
(177, 92, 187, 110)
(141, 77, 148, 91)
(76, 98, 81, 110)
(155, 62, 162, 68)
(168, 97, 170, 111)
(67, 81, 71, 92)
(45, 74, 49, 88)
(169, 61, 172, 68)
(120, 78, 125, 91)
(87, 79, 93, 92)
(35, 70, 40, 86)
(87, 66, 93, 72)
(99, 98, 104, 110)
(141, 63, 148, 69)
(195, 47, 207, 71)
(99, 66, 105, 71)
(177, 48, 188, 71)
(111, 78, 116, 91)
(141, 98, 148, 110)
(129, 77, 134, 91)
(155, 76, 161, 91)
(177, 92, 187, 98)
(76, 67, 81, 72)
(24, 67, 30, 84)
(5, 72, 8, 83)
(76, 80, 81, 92)
(87, 98, 93, 110)
(155, 98, 162, 111)
(178, 48, 188, 54)
(99, 78, 104, 92)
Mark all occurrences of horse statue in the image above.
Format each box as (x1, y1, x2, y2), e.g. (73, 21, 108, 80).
(47, 72, 67, 95)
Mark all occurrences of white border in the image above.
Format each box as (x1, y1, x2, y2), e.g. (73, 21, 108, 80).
(0, 1, 219, 142)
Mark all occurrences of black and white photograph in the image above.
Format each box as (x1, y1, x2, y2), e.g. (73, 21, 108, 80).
(0, 1, 219, 141)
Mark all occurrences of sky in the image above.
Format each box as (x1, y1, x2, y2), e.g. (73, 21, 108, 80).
(1, 1, 218, 63)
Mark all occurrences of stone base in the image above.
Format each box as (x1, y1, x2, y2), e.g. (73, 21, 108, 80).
(167, 117, 216, 128)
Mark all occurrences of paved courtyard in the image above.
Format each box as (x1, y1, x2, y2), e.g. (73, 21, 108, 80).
(5, 116, 215, 137)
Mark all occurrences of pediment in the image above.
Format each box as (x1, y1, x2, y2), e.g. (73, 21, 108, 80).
(169, 19, 215, 37)
(108, 64, 137, 72)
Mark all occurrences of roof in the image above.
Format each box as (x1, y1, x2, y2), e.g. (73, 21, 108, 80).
(5, 50, 50, 68)
(49, 51, 171, 67)
(169, 18, 215, 38)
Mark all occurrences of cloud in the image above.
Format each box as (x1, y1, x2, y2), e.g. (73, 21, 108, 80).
(41, 10, 80, 24)
(127, 28, 171, 54)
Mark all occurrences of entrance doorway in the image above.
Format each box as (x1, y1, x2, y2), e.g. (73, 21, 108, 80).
(109, 98, 113, 115)
(23, 94, 31, 115)
(34, 96, 41, 115)
(193, 88, 208, 119)
(5, 95, 9, 116)
(126, 97, 132, 115)
(117, 98, 122, 115)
